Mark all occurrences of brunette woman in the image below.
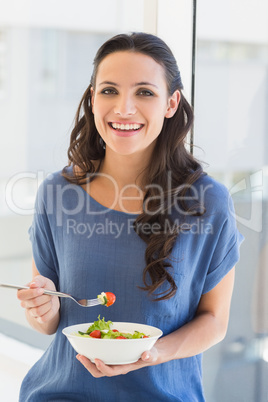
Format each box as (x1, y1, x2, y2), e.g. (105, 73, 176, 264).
(18, 32, 243, 401)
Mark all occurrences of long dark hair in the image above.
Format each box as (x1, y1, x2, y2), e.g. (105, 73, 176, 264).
(62, 32, 204, 301)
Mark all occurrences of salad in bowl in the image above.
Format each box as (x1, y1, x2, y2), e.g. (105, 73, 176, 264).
(62, 316, 163, 365)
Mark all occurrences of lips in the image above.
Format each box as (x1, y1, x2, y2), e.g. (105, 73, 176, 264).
(108, 122, 144, 137)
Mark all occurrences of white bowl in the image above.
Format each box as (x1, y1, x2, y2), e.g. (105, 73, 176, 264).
(62, 321, 163, 365)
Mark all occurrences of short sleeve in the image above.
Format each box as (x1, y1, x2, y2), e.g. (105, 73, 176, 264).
(28, 181, 59, 288)
(202, 192, 244, 294)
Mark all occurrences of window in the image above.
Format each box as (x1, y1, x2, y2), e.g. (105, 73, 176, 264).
(0, 28, 7, 97)
(1, 1, 267, 401)
(195, 1, 268, 400)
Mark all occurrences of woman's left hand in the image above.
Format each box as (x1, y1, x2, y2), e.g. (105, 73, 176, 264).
(76, 348, 159, 378)
(76, 268, 236, 378)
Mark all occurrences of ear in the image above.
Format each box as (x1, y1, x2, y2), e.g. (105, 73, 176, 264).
(165, 90, 181, 118)
(90, 87, 95, 114)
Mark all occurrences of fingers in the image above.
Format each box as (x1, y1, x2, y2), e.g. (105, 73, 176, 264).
(93, 359, 132, 376)
(29, 300, 57, 324)
(76, 348, 160, 378)
(17, 275, 59, 324)
(25, 296, 51, 316)
(76, 355, 105, 378)
(17, 286, 43, 301)
(18, 289, 52, 322)
(76, 354, 150, 378)
(17, 286, 48, 306)
(141, 346, 159, 363)
(76, 355, 128, 378)
(29, 275, 51, 290)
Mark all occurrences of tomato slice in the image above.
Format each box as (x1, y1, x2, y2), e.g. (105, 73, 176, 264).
(89, 330, 101, 338)
(105, 292, 116, 307)
(116, 335, 127, 339)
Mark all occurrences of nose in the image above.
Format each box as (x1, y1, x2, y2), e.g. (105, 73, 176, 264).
(114, 94, 136, 116)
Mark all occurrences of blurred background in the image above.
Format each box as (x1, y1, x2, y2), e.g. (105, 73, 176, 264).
(0, 0, 267, 400)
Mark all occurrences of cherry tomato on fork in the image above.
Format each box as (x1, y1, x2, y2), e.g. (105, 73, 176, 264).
(105, 292, 116, 307)
(97, 292, 116, 307)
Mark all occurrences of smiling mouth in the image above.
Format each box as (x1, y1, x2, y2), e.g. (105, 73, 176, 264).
(109, 122, 144, 132)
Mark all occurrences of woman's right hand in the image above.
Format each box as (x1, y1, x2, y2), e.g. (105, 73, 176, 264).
(17, 275, 60, 334)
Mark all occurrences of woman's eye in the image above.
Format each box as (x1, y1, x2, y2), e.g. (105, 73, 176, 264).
(138, 89, 154, 97)
(101, 88, 117, 95)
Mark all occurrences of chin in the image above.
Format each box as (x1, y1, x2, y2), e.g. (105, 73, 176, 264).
(107, 144, 141, 156)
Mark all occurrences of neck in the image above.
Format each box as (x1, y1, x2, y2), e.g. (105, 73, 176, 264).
(100, 147, 150, 189)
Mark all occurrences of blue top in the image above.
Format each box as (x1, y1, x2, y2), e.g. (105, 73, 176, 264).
(20, 168, 244, 402)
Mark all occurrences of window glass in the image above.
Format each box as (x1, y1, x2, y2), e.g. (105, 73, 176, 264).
(0, 0, 143, 342)
(0, 28, 7, 97)
(195, 1, 268, 401)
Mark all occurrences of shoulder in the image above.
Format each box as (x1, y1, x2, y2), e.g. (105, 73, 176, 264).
(42, 167, 72, 187)
(192, 173, 233, 216)
(172, 173, 235, 225)
(35, 167, 79, 209)
(37, 167, 73, 195)
(193, 173, 230, 198)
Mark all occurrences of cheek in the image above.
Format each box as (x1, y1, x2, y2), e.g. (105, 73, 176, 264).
(94, 117, 103, 133)
(90, 94, 95, 114)
(145, 101, 168, 122)
(93, 114, 109, 139)
(92, 105, 103, 124)
(92, 101, 109, 120)
(150, 112, 166, 130)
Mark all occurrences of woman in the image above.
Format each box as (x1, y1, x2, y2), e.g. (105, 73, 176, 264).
(18, 32, 243, 401)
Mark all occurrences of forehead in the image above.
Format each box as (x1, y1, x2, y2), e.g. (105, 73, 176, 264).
(95, 51, 167, 86)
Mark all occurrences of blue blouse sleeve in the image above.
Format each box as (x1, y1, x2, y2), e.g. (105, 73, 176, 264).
(202, 189, 244, 294)
(28, 180, 59, 288)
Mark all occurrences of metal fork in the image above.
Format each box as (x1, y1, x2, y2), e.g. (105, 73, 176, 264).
(0, 283, 102, 307)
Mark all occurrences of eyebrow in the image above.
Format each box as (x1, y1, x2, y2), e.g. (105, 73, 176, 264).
(98, 80, 159, 88)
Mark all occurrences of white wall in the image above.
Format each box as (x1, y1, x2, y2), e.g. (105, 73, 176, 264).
(0, 0, 144, 32)
(197, 0, 268, 43)
(157, 0, 193, 100)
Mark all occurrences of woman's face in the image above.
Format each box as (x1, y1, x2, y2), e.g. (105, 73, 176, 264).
(91, 51, 180, 158)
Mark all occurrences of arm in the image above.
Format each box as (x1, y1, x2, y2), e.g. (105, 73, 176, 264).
(17, 258, 60, 335)
(154, 266, 235, 361)
(77, 267, 235, 377)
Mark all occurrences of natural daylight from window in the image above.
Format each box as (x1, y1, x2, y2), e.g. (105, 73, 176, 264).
(0, 1, 267, 401)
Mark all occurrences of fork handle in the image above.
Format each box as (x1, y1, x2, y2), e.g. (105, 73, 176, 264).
(41, 289, 71, 298)
(0, 283, 69, 298)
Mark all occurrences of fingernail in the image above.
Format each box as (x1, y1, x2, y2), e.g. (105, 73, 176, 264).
(95, 360, 100, 369)
(143, 353, 150, 361)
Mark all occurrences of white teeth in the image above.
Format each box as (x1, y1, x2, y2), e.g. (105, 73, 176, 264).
(111, 123, 142, 131)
